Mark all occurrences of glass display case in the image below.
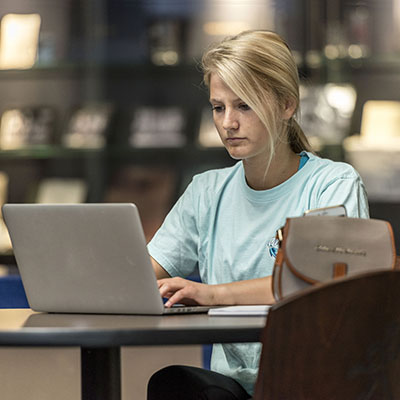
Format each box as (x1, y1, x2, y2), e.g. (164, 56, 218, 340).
(0, 0, 400, 260)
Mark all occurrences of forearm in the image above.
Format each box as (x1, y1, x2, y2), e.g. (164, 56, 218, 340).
(212, 276, 275, 305)
(151, 256, 171, 279)
(153, 256, 275, 306)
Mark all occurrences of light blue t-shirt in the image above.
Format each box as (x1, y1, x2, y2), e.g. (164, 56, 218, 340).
(148, 151, 369, 395)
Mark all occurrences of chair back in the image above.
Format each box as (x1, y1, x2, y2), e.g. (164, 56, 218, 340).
(254, 269, 400, 400)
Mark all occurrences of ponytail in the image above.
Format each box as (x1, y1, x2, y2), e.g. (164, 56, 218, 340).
(287, 118, 314, 154)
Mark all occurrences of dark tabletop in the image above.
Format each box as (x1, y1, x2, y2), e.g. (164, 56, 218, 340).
(0, 309, 266, 348)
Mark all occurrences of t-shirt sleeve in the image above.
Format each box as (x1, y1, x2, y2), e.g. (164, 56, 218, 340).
(317, 172, 370, 218)
(147, 180, 199, 278)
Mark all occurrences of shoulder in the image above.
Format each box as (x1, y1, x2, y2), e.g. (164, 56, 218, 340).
(305, 152, 361, 182)
(174, 162, 242, 225)
(301, 152, 369, 218)
(190, 162, 242, 193)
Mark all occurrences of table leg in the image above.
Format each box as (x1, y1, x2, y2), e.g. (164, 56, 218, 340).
(81, 347, 121, 400)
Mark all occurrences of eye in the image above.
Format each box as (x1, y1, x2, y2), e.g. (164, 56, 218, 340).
(239, 103, 251, 111)
(211, 105, 224, 113)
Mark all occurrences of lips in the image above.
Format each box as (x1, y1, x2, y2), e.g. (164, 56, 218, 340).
(226, 137, 246, 144)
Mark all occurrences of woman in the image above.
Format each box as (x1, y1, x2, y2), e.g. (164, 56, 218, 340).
(147, 30, 369, 399)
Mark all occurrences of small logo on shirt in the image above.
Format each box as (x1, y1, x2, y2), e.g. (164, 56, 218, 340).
(267, 237, 279, 259)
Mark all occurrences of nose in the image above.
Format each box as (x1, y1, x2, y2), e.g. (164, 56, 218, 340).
(222, 109, 239, 131)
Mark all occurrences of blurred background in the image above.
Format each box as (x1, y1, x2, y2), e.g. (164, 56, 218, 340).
(0, 0, 400, 266)
(0, 2, 399, 397)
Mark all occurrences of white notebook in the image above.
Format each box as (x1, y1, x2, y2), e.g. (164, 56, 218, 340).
(208, 305, 271, 316)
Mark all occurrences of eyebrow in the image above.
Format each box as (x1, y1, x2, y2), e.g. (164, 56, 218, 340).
(209, 97, 243, 104)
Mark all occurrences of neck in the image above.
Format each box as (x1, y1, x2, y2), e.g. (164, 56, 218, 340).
(243, 144, 300, 191)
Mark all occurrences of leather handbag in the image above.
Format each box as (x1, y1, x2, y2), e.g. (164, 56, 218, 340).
(272, 216, 397, 301)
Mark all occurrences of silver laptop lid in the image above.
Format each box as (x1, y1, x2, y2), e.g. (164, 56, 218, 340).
(2, 203, 166, 315)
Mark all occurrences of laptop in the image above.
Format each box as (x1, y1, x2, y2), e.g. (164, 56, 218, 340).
(2, 203, 213, 315)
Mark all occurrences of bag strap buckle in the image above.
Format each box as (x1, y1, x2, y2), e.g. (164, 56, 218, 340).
(277, 227, 284, 245)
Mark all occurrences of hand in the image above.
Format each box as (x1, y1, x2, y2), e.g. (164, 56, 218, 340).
(157, 277, 216, 308)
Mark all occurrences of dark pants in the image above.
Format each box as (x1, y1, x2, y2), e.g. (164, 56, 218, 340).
(147, 365, 251, 400)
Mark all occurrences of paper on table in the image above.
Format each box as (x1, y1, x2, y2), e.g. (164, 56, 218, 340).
(208, 305, 271, 316)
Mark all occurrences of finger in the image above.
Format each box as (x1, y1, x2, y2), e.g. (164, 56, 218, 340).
(158, 284, 184, 299)
(159, 287, 172, 299)
(157, 277, 183, 288)
(165, 290, 188, 307)
(164, 285, 201, 307)
(157, 278, 169, 288)
(158, 279, 186, 297)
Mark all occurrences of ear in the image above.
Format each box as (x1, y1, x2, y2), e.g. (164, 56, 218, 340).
(282, 97, 297, 120)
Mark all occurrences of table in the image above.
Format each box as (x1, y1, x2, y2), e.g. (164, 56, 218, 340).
(0, 309, 266, 400)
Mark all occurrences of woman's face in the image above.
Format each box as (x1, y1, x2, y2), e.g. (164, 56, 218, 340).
(209, 73, 271, 162)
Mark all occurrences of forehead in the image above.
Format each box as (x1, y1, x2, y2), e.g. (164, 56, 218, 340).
(209, 73, 240, 101)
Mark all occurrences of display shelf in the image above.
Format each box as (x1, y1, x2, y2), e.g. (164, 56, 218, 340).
(0, 145, 230, 162)
(107, 146, 232, 165)
(0, 63, 201, 79)
(351, 55, 400, 73)
(103, 63, 201, 77)
(0, 65, 86, 80)
(0, 146, 105, 160)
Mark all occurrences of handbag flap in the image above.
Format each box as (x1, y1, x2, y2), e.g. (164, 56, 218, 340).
(282, 216, 396, 283)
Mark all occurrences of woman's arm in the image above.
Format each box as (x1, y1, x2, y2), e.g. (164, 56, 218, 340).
(151, 256, 171, 279)
(157, 275, 275, 307)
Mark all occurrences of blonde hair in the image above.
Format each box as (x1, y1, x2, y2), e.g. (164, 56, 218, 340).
(201, 30, 313, 170)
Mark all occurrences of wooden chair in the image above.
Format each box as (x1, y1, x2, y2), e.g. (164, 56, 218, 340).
(254, 269, 400, 400)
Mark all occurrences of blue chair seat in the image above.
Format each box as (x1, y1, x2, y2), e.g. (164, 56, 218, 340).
(0, 275, 29, 308)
